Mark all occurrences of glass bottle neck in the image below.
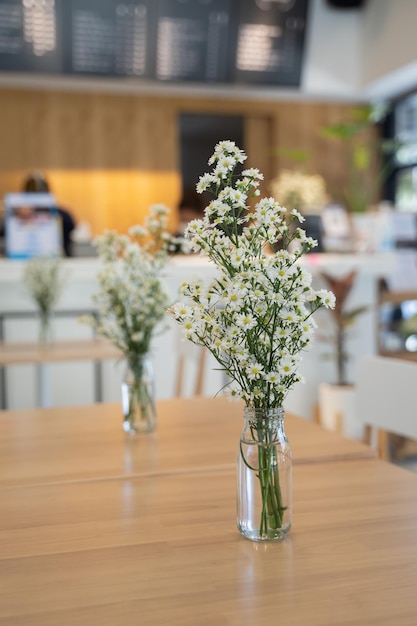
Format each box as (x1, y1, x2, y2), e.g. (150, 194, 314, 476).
(243, 406, 284, 424)
(125, 352, 152, 379)
(242, 407, 286, 444)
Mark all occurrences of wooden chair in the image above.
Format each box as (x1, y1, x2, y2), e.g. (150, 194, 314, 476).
(174, 333, 207, 398)
(356, 355, 417, 460)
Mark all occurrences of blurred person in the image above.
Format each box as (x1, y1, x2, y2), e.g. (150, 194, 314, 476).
(22, 172, 76, 257)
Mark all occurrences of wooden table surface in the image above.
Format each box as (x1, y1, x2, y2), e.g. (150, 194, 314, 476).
(2, 460, 417, 625)
(2, 397, 417, 625)
(0, 397, 375, 487)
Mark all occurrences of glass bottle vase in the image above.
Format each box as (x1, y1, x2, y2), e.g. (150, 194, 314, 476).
(121, 352, 157, 435)
(237, 407, 292, 542)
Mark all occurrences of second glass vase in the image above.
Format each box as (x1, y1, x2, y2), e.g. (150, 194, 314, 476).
(121, 352, 156, 435)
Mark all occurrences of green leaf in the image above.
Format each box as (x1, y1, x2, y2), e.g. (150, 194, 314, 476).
(341, 306, 368, 325)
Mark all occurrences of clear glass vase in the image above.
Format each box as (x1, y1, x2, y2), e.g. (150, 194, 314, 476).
(121, 352, 157, 435)
(237, 407, 292, 542)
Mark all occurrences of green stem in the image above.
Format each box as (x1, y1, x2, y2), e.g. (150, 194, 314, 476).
(129, 379, 155, 429)
(258, 444, 283, 533)
(124, 355, 156, 432)
(39, 310, 52, 346)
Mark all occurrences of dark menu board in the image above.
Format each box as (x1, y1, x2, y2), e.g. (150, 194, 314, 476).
(0, 0, 309, 87)
(0, 0, 64, 73)
(155, 0, 233, 83)
(68, 0, 154, 77)
(234, 0, 308, 86)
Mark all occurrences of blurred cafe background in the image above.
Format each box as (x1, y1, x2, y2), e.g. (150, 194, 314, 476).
(1, 0, 417, 459)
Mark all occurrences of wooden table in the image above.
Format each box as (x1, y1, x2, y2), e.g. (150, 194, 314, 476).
(2, 397, 417, 625)
(0, 339, 121, 365)
(0, 397, 375, 487)
(0, 339, 121, 408)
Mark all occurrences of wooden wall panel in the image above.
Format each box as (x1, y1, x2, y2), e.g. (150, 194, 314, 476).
(244, 114, 275, 200)
(0, 88, 361, 237)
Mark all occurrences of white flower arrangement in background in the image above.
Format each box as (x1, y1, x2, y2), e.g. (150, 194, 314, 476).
(270, 169, 328, 215)
(171, 141, 335, 410)
(23, 256, 65, 345)
(82, 204, 182, 433)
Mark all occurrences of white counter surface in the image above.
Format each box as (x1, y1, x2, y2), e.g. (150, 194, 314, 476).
(0, 251, 398, 281)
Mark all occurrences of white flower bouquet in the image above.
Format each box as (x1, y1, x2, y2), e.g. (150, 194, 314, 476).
(23, 256, 65, 345)
(171, 141, 335, 409)
(170, 141, 335, 540)
(83, 204, 177, 432)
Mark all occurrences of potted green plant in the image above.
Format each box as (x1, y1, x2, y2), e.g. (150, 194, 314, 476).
(322, 105, 400, 252)
(321, 104, 397, 214)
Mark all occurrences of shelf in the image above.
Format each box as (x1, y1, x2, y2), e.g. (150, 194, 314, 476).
(0, 339, 121, 366)
(378, 350, 417, 361)
(379, 290, 417, 304)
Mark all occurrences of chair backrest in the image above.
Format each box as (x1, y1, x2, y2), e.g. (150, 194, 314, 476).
(356, 355, 417, 441)
(174, 330, 207, 398)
